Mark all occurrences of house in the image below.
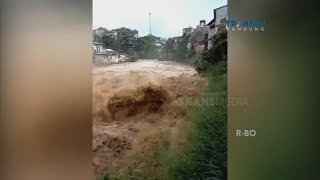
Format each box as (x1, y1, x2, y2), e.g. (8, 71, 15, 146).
(155, 36, 166, 47)
(93, 42, 103, 54)
(183, 27, 195, 36)
(194, 20, 207, 30)
(93, 48, 128, 64)
(167, 36, 185, 50)
(163, 5, 227, 60)
(206, 5, 228, 48)
(186, 20, 208, 57)
(103, 49, 114, 54)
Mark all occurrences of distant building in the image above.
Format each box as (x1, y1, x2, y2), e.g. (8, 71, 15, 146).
(206, 5, 228, 48)
(186, 20, 208, 57)
(104, 49, 114, 53)
(183, 27, 195, 36)
(93, 48, 129, 64)
(155, 36, 166, 47)
(213, 5, 228, 25)
(93, 42, 103, 54)
(196, 20, 206, 29)
(167, 36, 184, 50)
(164, 5, 227, 59)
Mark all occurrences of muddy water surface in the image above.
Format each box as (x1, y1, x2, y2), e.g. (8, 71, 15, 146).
(92, 59, 206, 178)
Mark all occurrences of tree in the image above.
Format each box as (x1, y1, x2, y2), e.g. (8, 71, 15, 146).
(93, 27, 165, 60)
(102, 30, 116, 49)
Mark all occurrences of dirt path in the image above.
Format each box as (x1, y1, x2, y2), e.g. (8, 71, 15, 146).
(92, 60, 206, 178)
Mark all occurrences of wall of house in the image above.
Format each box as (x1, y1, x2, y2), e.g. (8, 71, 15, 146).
(93, 44, 103, 54)
(207, 6, 228, 49)
(215, 6, 228, 24)
(193, 44, 205, 57)
(183, 27, 194, 36)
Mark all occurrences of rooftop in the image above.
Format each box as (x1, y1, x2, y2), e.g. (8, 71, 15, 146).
(207, 5, 228, 27)
(93, 42, 103, 45)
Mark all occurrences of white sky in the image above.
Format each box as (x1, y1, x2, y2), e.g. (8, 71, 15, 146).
(93, 0, 227, 38)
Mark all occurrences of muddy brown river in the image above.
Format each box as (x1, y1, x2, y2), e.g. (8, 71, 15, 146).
(92, 59, 206, 178)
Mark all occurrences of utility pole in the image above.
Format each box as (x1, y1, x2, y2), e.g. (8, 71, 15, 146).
(149, 12, 151, 35)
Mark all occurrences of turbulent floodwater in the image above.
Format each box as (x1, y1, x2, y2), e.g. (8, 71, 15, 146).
(92, 59, 206, 178)
(94, 60, 197, 77)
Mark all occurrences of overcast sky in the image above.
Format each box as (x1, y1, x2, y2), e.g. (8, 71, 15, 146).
(93, 0, 227, 38)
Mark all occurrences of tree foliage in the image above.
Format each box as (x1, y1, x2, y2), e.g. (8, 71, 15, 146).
(196, 30, 227, 71)
(94, 27, 163, 59)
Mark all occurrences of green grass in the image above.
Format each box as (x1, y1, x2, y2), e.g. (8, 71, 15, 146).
(166, 61, 227, 180)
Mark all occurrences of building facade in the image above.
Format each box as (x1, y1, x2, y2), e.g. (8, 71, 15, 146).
(183, 27, 195, 36)
(206, 5, 228, 49)
(93, 42, 103, 54)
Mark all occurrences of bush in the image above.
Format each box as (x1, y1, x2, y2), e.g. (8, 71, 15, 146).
(168, 62, 227, 180)
(195, 53, 210, 72)
(207, 31, 227, 64)
(195, 30, 227, 72)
